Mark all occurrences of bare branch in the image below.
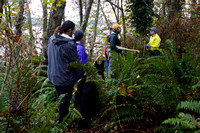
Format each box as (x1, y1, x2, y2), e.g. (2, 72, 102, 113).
(106, 0, 122, 10)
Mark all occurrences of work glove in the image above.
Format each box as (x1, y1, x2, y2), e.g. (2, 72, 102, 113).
(145, 44, 150, 49)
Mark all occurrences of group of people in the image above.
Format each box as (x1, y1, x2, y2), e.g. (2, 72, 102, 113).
(47, 20, 97, 129)
(47, 20, 161, 129)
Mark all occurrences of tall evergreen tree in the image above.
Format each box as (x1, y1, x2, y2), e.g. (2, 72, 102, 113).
(126, 0, 154, 34)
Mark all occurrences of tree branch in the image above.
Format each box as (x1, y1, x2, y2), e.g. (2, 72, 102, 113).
(81, 0, 94, 33)
(78, 0, 83, 26)
(110, 2, 119, 23)
(100, 4, 110, 28)
(106, 0, 122, 10)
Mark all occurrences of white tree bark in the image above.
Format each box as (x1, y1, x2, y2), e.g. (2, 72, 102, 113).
(81, 0, 94, 33)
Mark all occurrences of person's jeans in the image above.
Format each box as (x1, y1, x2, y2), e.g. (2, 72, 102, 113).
(54, 84, 74, 123)
(106, 59, 109, 75)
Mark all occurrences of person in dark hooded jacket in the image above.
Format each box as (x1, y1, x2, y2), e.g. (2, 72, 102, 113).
(107, 23, 123, 77)
(107, 23, 123, 54)
(47, 20, 80, 123)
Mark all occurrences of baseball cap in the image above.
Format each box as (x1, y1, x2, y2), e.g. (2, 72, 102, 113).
(112, 23, 122, 30)
(150, 27, 158, 33)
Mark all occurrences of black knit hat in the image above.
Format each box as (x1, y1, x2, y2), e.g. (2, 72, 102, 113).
(74, 30, 84, 41)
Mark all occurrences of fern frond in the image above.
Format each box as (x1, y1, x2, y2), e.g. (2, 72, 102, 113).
(69, 107, 82, 119)
(32, 87, 56, 108)
(41, 77, 50, 88)
(177, 101, 200, 114)
(33, 65, 47, 73)
(178, 112, 195, 122)
(192, 81, 200, 89)
(162, 117, 196, 129)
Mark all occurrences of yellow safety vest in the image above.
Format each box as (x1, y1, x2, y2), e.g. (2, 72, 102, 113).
(149, 34, 161, 51)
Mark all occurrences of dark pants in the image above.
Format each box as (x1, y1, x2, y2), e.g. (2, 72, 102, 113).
(149, 50, 160, 56)
(54, 84, 74, 123)
(76, 81, 99, 130)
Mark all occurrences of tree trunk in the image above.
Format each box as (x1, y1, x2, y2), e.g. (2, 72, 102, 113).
(106, 0, 126, 43)
(78, 0, 83, 26)
(4, 0, 11, 27)
(15, 0, 25, 37)
(191, 0, 197, 19)
(110, 2, 119, 23)
(117, 0, 120, 20)
(41, 0, 66, 66)
(161, 0, 166, 16)
(89, 0, 100, 60)
(41, 0, 47, 46)
(0, 0, 4, 23)
(121, 0, 126, 44)
(47, 0, 66, 37)
(100, 4, 110, 28)
(167, 0, 185, 21)
(192, 0, 196, 3)
(26, 2, 34, 48)
(63, 12, 65, 23)
(81, 0, 94, 33)
(92, 0, 100, 43)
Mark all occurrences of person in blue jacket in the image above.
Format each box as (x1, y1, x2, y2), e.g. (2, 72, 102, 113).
(74, 29, 88, 105)
(74, 30, 88, 64)
(47, 20, 80, 123)
(74, 29, 88, 104)
(74, 29, 91, 129)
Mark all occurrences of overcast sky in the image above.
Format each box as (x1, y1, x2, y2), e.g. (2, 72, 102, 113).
(30, 0, 79, 21)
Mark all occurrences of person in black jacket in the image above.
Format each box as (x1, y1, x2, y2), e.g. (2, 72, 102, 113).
(47, 20, 80, 123)
(107, 23, 123, 54)
(107, 23, 123, 77)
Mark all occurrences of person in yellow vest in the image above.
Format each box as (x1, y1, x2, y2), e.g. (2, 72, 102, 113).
(146, 27, 161, 56)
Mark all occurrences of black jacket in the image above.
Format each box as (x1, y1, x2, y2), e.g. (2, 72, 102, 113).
(47, 34, 80, 86)
(107, 32, 122, 54)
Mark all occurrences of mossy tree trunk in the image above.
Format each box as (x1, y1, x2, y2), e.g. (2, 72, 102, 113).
(41, 0, 47, 47)
(41, 0, 66, 66)
(15, 0, 25, 37)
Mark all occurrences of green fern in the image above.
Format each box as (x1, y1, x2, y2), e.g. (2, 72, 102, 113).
(139, 40, 200, 111)
(102, 104, 141, 131)
(162, 117, 196, 129)
(67, 61, 103, 82)
(103, 51, 142, 102)
(161, 101, 200, 132)
(110, 105, 141, 122)
(177, 101, 200, 114)
(192, 81, 200, 89)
